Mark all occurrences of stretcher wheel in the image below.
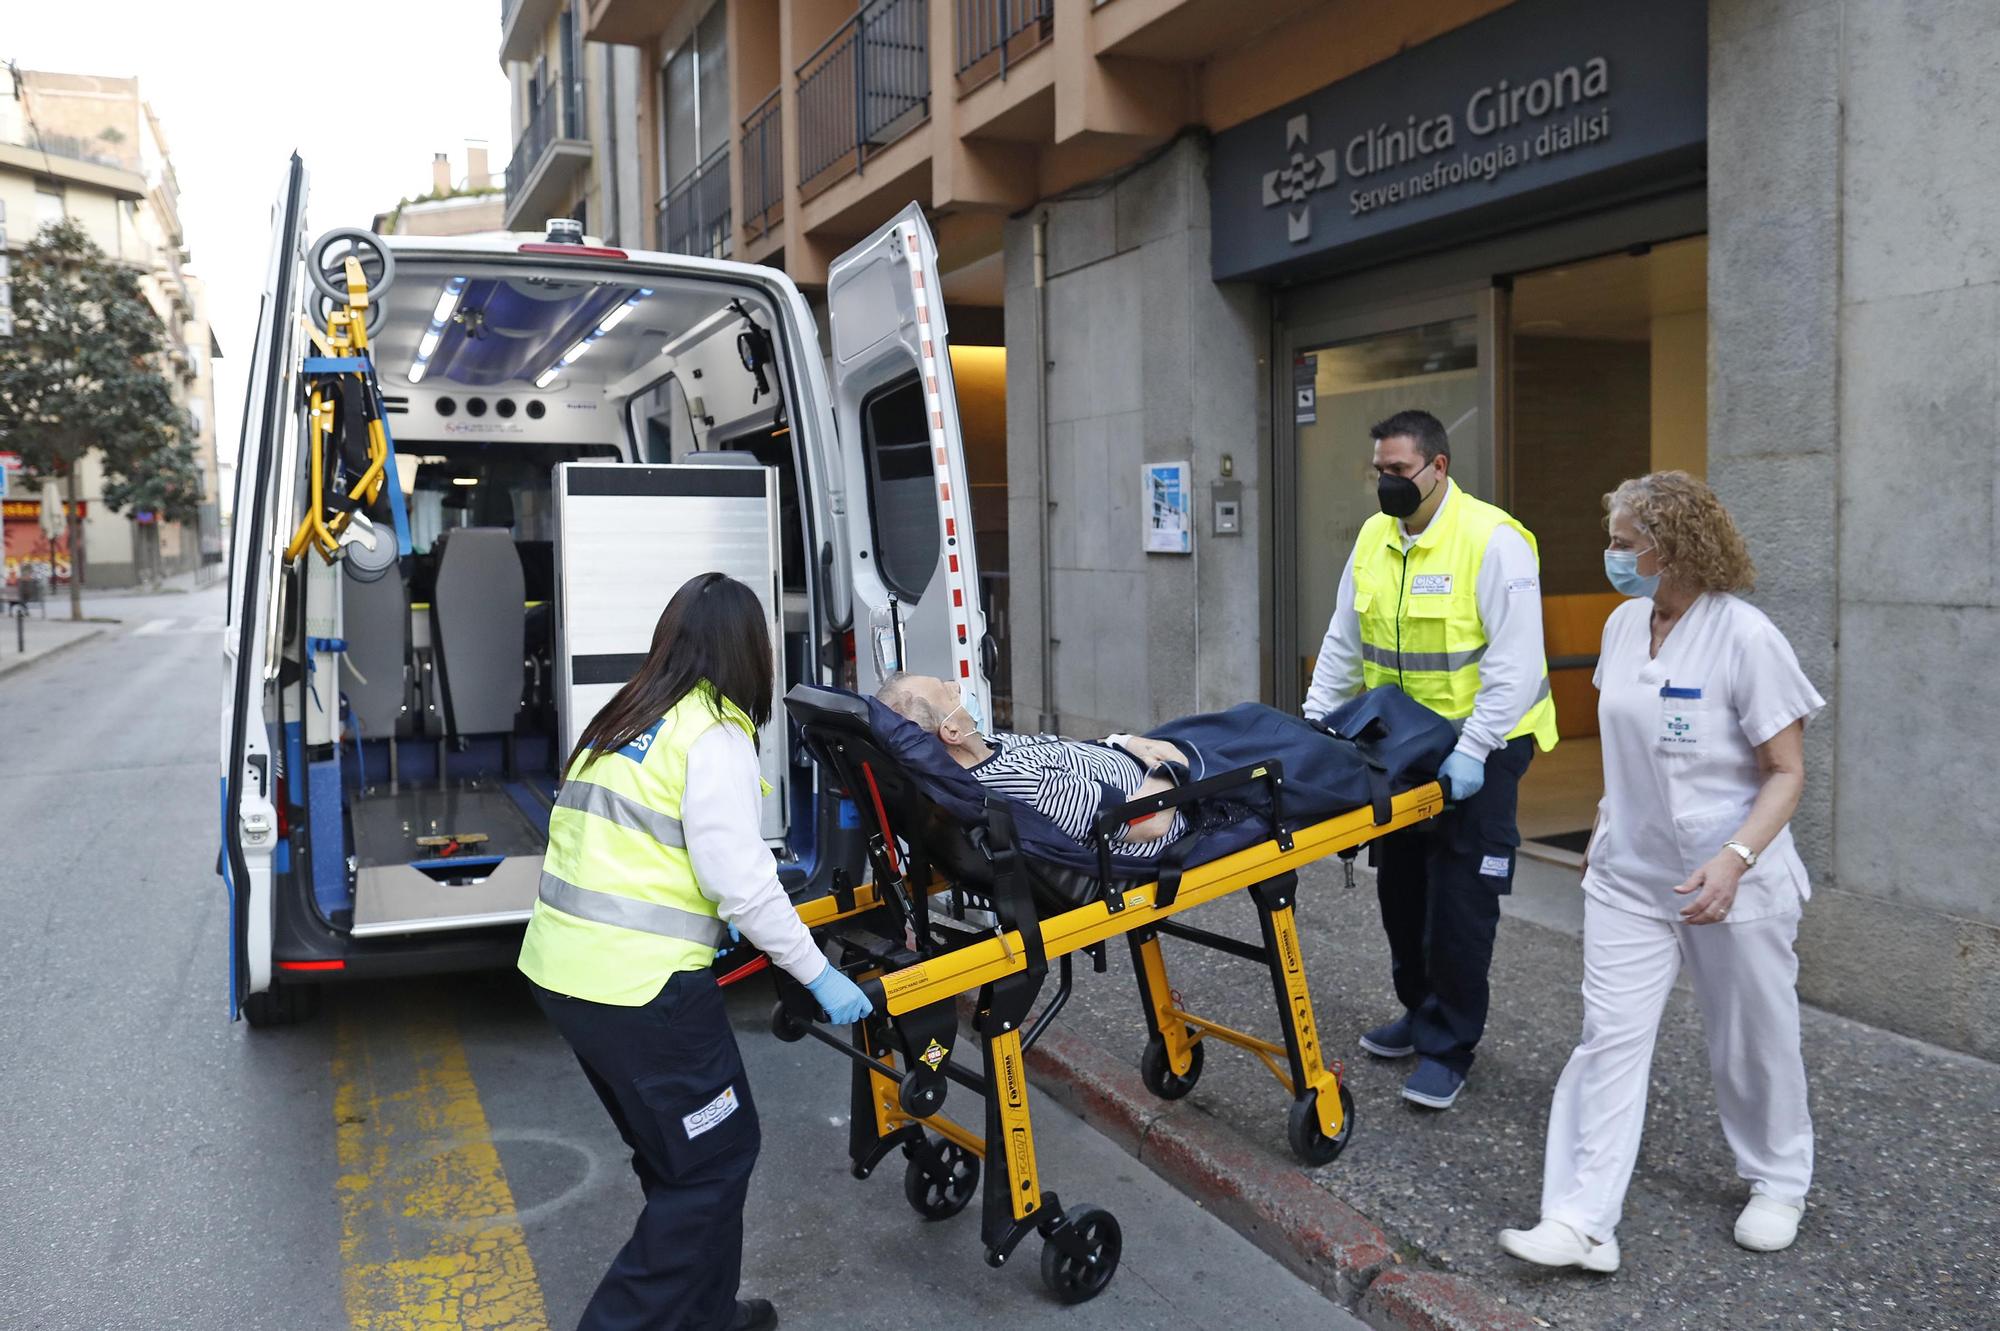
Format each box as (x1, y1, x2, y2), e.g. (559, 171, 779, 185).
(1039, 1206, 1121, 1304)
(902, 1139, 979, 1220)
(1139, 1032, 1203, 1100)
(770, 999, 809, 1043)
(1286, 1083, 1355, 1167)
(308, 227, 396, 304)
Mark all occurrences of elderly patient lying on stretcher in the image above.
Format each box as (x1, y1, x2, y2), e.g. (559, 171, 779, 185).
(876, 672, 1188, 856)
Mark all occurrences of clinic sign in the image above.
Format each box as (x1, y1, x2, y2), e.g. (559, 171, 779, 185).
(1210, 0, 1706, 281)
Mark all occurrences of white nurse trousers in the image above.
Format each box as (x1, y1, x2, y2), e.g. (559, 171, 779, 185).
(1540, 896, 1814, 1242)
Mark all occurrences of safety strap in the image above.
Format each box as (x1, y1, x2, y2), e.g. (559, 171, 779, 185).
(556, 778, 686, 848)
(537, 871, 727, 947)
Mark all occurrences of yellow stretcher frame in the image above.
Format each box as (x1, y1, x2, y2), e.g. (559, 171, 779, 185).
(772, 779, 1444, 1300)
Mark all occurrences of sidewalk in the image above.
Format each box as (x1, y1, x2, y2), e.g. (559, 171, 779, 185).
(0, 608, 108, 678)
(1025, 855, 1999, 1331)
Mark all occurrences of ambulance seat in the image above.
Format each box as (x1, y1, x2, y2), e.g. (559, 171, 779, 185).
(342, 562, 410, 738)
(430, 528, 526, 739)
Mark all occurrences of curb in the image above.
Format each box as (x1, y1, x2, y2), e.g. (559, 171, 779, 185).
(0, 625, 107, 679)
(1024, 1025, 1541, 1331)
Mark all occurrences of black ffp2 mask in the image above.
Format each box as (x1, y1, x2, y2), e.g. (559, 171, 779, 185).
(1377, 466, 1438, 519)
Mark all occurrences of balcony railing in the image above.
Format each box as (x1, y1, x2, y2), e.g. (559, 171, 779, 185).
(506, 80, 583, 215)
(660, 145, 733, 259)
(10, 129, 128, 173)
(795, 0, 930, 200)
(740, 89, 784, 245)
(956, 0, 1053, 93)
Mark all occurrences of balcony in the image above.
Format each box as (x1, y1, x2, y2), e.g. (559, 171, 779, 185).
(504, 83, 592, 232)
(956, 0, 1054, 95)
(659, 146, 733, 259)
(795, 0, 930, 201)
(740, 90, 783, 247)
(499, 0, 563, 63)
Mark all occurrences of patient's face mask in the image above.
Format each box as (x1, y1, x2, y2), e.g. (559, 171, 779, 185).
(946, 687, 984, 737)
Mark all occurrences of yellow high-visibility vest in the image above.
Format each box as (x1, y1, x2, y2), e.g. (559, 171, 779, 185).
(518, 684, 755, 1005)
(1351, 484, 1560, 752)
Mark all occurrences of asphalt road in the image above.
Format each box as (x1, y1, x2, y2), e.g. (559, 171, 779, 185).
(0, 580, 1362, 1330)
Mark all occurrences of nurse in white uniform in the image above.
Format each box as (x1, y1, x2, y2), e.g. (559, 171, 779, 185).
(1499, 471, 1825, 1273)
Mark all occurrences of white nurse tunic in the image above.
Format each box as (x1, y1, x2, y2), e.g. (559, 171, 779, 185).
(1539, 593, 1826, 1242)
(1585, 592, 1825, 921)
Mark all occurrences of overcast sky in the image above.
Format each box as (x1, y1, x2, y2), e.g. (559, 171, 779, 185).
(8, 0, 515, 490)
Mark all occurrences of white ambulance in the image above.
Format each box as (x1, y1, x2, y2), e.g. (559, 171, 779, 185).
(221, 156, 990, 1024)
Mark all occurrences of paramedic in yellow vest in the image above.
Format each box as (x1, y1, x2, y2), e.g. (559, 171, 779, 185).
(1303, 409, 1558, 1112)
(519, 572, 871, 1331)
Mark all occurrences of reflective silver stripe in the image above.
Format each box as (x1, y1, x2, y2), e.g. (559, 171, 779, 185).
(538, 871, 728, 947)
(1360, 642, 1488, 673)
(557, 779, 685, 848)
(1535, 674, 1553, 704)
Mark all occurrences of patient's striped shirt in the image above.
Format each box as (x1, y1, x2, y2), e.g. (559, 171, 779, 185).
(967, 733, 1185, 858)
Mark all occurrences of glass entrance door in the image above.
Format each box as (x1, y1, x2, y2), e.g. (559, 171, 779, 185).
(1274, 292, 1500, 707)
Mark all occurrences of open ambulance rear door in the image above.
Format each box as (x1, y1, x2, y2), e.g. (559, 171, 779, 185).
(219, 156, 308, 1019)
(823, 204, 992, 713)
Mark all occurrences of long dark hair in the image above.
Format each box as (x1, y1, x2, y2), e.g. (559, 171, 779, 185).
(567, 572, 774, 773)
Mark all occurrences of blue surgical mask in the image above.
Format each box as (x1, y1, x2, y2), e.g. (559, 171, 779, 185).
(948, 690, 984, 736)
(1604, 548, 1660, 599)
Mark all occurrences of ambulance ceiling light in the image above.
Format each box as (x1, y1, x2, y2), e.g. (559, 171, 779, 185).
(530, 288, 652, 390)
(407, 275, 469, 385)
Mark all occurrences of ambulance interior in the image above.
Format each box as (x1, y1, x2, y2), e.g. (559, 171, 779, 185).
(276, 256, 830, 940)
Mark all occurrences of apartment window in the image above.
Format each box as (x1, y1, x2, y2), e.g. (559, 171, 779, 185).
(35, 185, 64, 231)
(188, 399, 207, 436)
(661, 4, 729, 191)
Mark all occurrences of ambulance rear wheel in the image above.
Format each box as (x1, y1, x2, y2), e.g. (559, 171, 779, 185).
(244, 979, 319, 1029)
(770, 1000, 809, 1043)
(902, 1139, 979, 1220)
(1040, 1206, 1121, 1304)
(1286, 1083, 1355, 1167)
(1139, 1032, 1203, 1100)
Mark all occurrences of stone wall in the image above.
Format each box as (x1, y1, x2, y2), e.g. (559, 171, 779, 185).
(1710, 0, 2000, 1057)
(1004, 136, 1270, 738)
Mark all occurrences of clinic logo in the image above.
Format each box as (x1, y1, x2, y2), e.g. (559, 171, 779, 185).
(1262, 114, 1341, 243)
(1666, 713, 1692, 742)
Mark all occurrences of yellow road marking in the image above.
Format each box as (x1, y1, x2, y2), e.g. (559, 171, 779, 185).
(334, 1010, 551, 1330)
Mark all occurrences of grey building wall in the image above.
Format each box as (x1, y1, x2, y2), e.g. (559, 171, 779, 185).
(1710, 0, 2000, 1058)
(1004, 137, 1270, 739)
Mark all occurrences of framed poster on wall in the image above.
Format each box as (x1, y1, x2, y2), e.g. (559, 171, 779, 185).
(1143, 461, 1192, 555)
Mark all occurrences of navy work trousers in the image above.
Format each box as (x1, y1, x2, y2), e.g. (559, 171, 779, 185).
(533, 970, 760, 1331)
(1373, 735, 1535, 1075)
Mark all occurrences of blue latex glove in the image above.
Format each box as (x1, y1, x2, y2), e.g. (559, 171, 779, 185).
(725, 922, 741, 945)
(805, 965, 873, 1024)
(1439, 751, 1486, 804)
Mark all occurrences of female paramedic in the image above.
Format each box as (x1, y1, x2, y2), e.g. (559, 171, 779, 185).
(1498, 472, 1824, 1274)
(518, 572, 872, 1331)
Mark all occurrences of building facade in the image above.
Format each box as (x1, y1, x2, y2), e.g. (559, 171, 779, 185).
(0, 70, 222, 590)
(500, 0, 645, 246)
(566, 0, 1996, 1059)
(372, 144, 507, 238)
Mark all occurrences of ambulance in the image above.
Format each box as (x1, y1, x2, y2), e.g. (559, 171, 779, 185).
(220, 156, 990, 1024)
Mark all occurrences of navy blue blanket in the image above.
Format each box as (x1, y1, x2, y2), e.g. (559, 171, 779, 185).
(856, 688, 1453, 890)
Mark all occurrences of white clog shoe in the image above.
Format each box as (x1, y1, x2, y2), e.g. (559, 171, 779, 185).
(1734, 1194, 1804, 1252)
(1497, 1218, 1621, 1273)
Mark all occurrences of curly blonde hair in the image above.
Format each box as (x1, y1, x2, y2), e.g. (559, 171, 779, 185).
(1604, 471, 1756, 594)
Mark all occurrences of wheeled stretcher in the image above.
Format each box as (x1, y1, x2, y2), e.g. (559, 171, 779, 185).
(763, 686, 1444, 1303)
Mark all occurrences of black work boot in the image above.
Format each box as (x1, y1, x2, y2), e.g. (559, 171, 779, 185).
(728, 1299, 778, 1331)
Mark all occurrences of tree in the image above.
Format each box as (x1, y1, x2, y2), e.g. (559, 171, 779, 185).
(0, 219, 200, 617)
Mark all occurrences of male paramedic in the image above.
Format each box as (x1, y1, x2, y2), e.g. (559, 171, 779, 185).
(1303, 409, 1558, 1110)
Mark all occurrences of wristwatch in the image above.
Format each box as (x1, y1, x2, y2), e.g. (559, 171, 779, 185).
(1723, 840, 1758, 869)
